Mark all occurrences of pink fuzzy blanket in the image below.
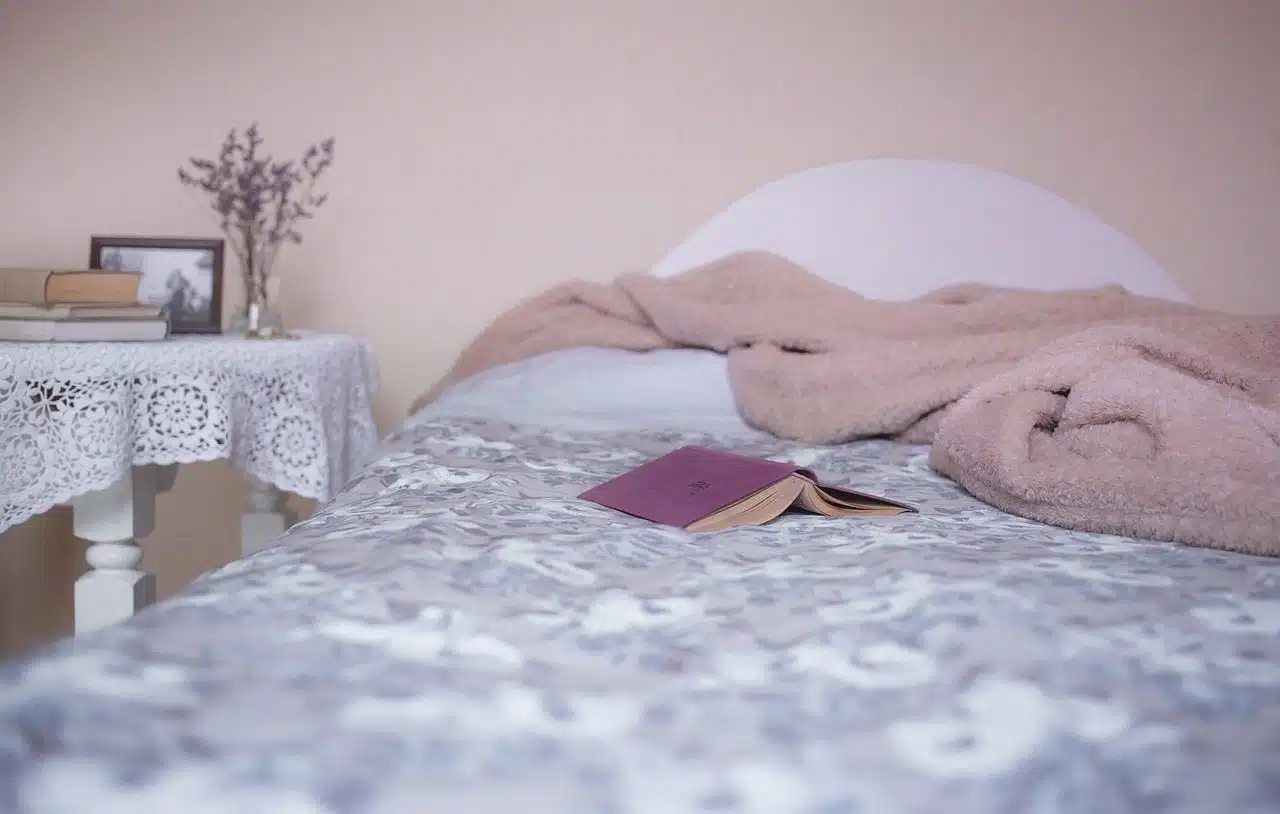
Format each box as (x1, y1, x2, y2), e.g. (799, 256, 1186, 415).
(412, 252, 1280, 556)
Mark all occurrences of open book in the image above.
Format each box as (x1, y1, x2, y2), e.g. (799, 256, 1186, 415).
(579, 445, 916, 532)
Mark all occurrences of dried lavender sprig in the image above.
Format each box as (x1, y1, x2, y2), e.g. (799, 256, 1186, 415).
(178, 124, 335, 300)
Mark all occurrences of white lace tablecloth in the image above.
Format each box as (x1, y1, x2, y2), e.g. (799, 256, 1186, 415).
(0, 331, 380, 534)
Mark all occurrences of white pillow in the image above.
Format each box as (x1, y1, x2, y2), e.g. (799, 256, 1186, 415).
(416, 347, 753, 434)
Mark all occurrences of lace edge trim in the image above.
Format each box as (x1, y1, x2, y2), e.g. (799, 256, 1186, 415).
(0, 452, 333, 535)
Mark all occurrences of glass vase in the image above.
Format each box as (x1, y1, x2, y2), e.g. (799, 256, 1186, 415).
(227, 298, 285, 338)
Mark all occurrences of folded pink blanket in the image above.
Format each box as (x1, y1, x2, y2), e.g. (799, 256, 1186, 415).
(930, 324, 1280, 556)
(413, 252, 1280, 556)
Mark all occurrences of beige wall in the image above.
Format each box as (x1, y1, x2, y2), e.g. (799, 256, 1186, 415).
(1, 0, 1277, 656)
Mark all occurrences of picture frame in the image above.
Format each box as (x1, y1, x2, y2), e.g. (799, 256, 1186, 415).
(89, 235, 225, 334)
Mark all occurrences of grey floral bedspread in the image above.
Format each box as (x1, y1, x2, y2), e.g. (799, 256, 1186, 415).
(1, 415, 1277, 814)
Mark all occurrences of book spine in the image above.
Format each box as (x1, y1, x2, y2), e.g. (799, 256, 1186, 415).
(0, 270, 55, 305)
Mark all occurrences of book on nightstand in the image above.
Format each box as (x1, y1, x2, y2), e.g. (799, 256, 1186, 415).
(0, 315, 170, 342)
(0, 267, 142, 305)
(0, 269, 168, 342)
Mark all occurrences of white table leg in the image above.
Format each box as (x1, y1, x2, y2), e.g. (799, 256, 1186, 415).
(70, 466, 166, 634)
(241, 476, 297, 558)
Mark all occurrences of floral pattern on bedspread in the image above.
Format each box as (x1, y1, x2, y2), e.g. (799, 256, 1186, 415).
(1, 415, 1277, 814)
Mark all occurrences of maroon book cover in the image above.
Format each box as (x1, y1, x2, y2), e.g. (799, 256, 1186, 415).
(579, 445, 805, 527)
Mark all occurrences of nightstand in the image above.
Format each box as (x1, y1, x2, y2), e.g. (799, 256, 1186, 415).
(0, 331, 380, 633)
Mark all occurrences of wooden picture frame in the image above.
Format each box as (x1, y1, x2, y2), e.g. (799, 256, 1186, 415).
(89, 235, 225, 334)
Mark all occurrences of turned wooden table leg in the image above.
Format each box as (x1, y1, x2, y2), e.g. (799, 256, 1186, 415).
(70, 466, 162, 634)
(241, 476, 297, 558)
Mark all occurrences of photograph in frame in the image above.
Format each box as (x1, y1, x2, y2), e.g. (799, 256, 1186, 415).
(89, 235, 224, 334)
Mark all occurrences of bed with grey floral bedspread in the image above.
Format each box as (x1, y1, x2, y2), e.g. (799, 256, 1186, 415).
(0, 415, 1276, 814)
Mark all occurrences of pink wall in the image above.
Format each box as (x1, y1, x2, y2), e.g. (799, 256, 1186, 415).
(0, 0, 1277, 653)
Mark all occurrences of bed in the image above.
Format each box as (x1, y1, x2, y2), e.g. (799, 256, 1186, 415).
(1, 159, 1276, 814)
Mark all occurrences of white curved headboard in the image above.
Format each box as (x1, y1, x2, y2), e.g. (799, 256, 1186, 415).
(652, 158, 1190, 303)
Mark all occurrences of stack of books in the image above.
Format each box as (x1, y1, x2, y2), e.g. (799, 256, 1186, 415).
(0, 267, 170, 342)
